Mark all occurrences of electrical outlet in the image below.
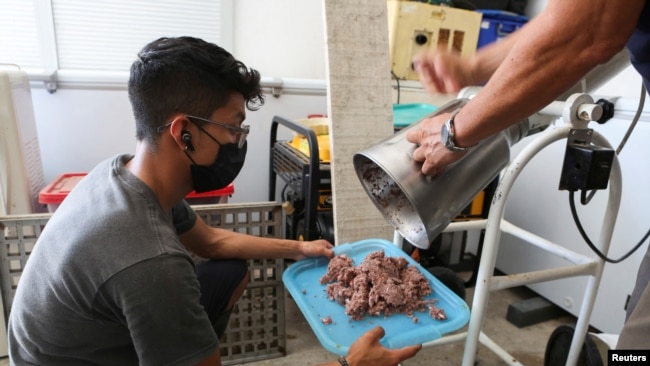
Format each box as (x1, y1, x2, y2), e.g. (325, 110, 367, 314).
(559, 143, 615, 191)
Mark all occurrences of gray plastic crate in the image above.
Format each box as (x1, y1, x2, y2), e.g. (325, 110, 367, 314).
(0, 202, 286, 364)
(0, 213, 49, 318)
(194, 203, 286, 364)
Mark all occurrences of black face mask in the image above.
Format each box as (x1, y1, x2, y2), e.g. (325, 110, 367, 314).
(188, 141, 247, 193)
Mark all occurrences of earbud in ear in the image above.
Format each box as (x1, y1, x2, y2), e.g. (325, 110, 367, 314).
(181, 131, 195, 152)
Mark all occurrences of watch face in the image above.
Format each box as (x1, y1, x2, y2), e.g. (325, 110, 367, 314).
(441, 122, 451, 146)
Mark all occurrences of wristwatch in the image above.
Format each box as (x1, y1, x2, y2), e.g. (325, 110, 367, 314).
(337, 356, 349, 366)
(440, 112, 476, 152)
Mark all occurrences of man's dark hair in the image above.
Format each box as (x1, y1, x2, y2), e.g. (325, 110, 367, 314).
(128, 36, 264, 144)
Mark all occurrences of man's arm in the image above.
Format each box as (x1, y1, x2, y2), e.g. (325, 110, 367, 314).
(454, 0, 643, 146)
(414, 20, 521, 94)
(408, 0, 646, 175)
(178, 214, 334, 261)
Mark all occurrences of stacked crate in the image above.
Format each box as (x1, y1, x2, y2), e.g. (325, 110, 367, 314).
(0, 202, 286, 365)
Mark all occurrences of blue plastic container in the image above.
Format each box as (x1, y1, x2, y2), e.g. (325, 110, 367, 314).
(477, 10, 528, 49)
(282, 238, 470, 356)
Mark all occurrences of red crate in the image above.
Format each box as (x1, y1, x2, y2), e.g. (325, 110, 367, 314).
(39, 173, 234, 212)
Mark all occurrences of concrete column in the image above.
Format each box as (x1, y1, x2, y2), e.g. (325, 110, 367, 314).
(323, 0, 394, 244)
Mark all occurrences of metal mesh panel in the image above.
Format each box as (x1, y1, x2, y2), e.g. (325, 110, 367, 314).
(192, 203, 286, 364)
(0, 214, 50, 320)
(218, 284, 285, 363)
(196, 202, 282, 239)
(272, 142, 309, 197)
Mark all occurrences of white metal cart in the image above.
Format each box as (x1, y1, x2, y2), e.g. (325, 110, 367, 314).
(395, 93, 622, 366)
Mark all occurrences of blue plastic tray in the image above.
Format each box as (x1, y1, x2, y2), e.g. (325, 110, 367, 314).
(282, 238, 470, 356)
(393, 103, 438, 128)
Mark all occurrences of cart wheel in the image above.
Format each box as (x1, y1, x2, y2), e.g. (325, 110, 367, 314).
(544, 324, 603, 366)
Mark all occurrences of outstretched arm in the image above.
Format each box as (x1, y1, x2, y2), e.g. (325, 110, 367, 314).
(179, 214, 334, 261)
(407, 0, 645, 176)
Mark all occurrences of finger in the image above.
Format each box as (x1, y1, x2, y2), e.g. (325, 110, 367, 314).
(429, 70, 446, 94)
(406, 124, 433, 144)
(412, 52, 425, 68)
(314, 241, 334, 257)
(318, 239, 334, 249)
(414, 58, 443, 94)
(405, 127, 425, 144)
(409, 142, 428, 163)
(395, 344, 422, 360)
(421, 158, 440, 177)
(430, 54, 453, 93)
(442, 76, 462, 94)
(420, 66, 444, 94)
(313, 246, 334, 259)
(416, 68, 436, 94)
(368, 326, 386, 341)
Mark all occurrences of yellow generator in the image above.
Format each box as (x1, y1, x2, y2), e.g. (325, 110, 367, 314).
(270, 116, 335, 243)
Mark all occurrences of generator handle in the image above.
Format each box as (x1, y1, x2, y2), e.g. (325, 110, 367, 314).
(269, 116, 320, 241)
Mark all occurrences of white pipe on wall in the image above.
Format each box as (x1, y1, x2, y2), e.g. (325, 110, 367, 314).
(26, 71, 329, 96)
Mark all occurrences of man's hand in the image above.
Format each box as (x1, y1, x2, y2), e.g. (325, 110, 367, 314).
(345, 327, 422, 366)
(406, 112, 468, 176)
(413, 47, 476, 95)
(294, 239, 334, 261)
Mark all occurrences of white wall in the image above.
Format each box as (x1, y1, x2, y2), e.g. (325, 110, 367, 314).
(30, 0, 329, 204)
(31, 88, 327, 204)
(32, 88, 136, 178)
(232, 0, 327, 80)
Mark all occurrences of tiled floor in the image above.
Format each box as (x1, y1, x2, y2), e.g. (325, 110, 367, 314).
(246, 272, 581, 366)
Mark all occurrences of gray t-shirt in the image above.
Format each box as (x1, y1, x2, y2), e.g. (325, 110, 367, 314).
(8, 154, 218, 365)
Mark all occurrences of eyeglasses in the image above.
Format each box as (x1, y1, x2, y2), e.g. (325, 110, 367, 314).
(186, 115, 249, 148)
(157, 115, 250, 149)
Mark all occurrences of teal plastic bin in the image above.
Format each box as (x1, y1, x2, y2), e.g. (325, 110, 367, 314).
(393, 103, 437, 129)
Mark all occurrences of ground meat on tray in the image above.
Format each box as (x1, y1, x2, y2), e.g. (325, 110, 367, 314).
(320, 250, 446, 321)
(320, 254, 354, 284)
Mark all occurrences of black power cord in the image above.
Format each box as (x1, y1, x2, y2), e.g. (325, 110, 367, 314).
(568, 82, 650, 263)
(580, 84, 646, 205)
(391, 70, 401, 104)
(569, 190, 650, 263)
